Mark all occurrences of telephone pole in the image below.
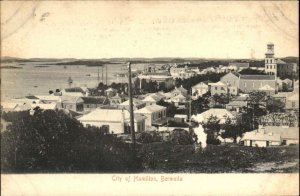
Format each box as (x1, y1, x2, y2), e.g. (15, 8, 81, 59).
(128, 62, 136, 152)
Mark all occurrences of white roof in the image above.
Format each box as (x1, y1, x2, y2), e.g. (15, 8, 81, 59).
(174, 114, 188, 118)
(119, 98, 144, 106)
(142, 94, 161, 103)
(193, 108, 234, 123)
(31, 103, 58, 110)
(172, 94, 187, 100)
(78, 109, 145, 122)
(36, 95, 60, 101)
(241, 131, 281, 142)
(209, 81, 226, 86)
(192, 82, 209, 88)
(260, 126, 299, 140)
(134, 104, 166, 114)
(259, 84, 275, 91)
(1, 101, 18, 109)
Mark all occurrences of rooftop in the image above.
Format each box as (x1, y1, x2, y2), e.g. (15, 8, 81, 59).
(134, 104, 166, 114)
(240, 75, 276, 80)
(78, 108, 145, 122)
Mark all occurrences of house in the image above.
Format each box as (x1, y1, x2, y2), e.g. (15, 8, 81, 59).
(209, 81, 238, 96)
(109, 93, 126, 106)
(134, 104, 167, 127)
(118, 98, 146, 111)
(170, 85, 188, 97)
(239, 75, 276, 93)
(31, 102, 59, 110)
(191, 81, 210, 100)
(210, 81, 228, 95)
(78, 109, 146, 134)
(169, 94, 187, 108)
(228, 62, 250, 71)
(225, 95, 249, 112)
(61, 87, 88, 97)
(220, 72, 240, 89)
(262, 126, 299, 145)
(177, 70, 197, 79)
(138, 74, 175, 90)
(241, 125, 299, 147)
(192, 108, 234, 124)
(142, 94, 163, 106)
(258, 84, 276, 95)
(170, 66, 187, 78)
(104, 88, 118, 97)
(226, 100, 248, 112)
(272, 92, 299, 110)
(241, 130, 281, 147)
(81, 96, 110, 112)
(35, 95, 61, 104)
(60, 96, 84, 112)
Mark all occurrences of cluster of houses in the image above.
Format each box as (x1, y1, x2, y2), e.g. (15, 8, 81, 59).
(1, 43, 299, 147)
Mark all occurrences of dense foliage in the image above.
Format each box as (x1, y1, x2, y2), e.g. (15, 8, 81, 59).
(1, 110, 141, 173)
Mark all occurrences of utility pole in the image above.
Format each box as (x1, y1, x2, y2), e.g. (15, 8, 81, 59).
(128, 62, 136, 152)
(102, 66, 104, 83)
(105, 66, 108, 85)
(189, 90, 192, 123)
(97, 65, 100, 83)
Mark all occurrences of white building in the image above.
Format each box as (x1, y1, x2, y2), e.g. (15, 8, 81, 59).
(192, 108, 234, 124)
(78, 109, 146, 134)
(134, 104, 167, 127)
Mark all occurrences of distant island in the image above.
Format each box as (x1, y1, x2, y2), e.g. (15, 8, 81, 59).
(1, 56, 298, 68)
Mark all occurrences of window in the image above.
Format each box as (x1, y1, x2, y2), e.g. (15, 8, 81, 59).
(282, 140, 287, 145)
(221, 87, 225, 91)
(215, 87, 217, 90)
(267, 65, 269, 69)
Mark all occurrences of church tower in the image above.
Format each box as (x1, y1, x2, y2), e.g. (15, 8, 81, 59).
(265, 42, 277, 76)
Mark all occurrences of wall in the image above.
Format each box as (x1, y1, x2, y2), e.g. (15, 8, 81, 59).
(80, 121, 124, 134)
(239, 79, 276, 93)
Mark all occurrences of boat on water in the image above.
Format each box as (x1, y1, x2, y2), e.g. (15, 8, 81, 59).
(86, 74, 91, 76)
(64, 65, 67, 69)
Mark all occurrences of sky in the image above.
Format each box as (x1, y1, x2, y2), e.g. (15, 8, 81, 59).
(1, 1, 299, 59)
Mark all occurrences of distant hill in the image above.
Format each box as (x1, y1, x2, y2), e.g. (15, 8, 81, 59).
(281, 56, 299, 64)
(1, 56, 298, 66)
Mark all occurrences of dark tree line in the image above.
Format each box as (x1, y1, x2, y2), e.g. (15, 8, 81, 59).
(1, 110, 141, 173)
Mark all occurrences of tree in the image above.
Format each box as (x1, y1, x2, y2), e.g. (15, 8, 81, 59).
(136, 131, 162, 143)
(1, 110, 141, 173)
(266, 98, 285, 113)
(170, 129, 195, 145)
(191, 94, 210, 114)
(201, 115, 221, 145)
(247, 91, 268, 129)
(221, 117, 243, 143)
(49, 90, 54, 94)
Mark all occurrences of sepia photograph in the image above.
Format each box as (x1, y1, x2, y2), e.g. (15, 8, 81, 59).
(1, 1, 299, 195)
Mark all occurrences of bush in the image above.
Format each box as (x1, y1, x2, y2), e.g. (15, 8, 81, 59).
(136, 131, 162, 143)
(170, 129, 194, 145)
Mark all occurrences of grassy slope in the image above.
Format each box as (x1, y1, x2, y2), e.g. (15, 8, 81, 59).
(137, 142, 299, 173)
